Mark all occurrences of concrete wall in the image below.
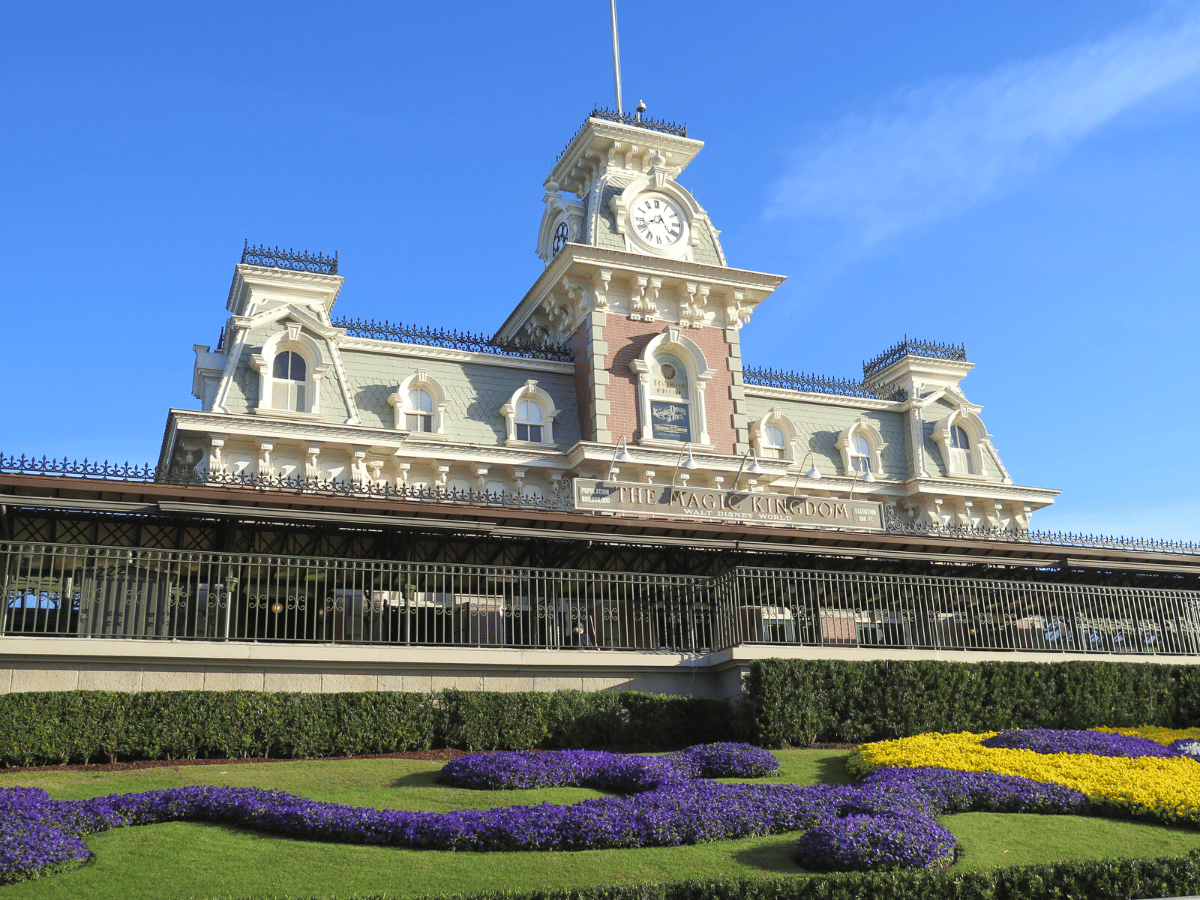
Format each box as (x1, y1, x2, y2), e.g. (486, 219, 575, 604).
(3, 638, 1196, 702)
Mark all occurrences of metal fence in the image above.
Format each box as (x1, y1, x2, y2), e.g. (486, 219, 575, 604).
(0, 542, 712, 653)
(712, 567, 1200, 656)
(5, 542, 1200, 657)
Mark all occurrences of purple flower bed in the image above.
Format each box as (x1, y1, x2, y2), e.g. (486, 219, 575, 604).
(0, 755, 1092, 885)
(1168, 738, 1200, 759)
(980, 729, 1178, 758)
(437, 743, 780, 792)
(794, 813, 956, 872)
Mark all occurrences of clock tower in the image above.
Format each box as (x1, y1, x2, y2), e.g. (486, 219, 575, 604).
(498, 110, 786, 468)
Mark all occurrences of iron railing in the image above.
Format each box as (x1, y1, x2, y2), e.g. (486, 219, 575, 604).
(6, 542, 1200, 657)
(1, 542, 711, 652)
(711, 566, 1200, 656)
(742, 366, 907, 402)
(557, 108, 688, 161)
(863, 337, 968, 379)
(3, 451, 1200, 557)
(240, 241, 339, 276)
(333, 317, 573, 362)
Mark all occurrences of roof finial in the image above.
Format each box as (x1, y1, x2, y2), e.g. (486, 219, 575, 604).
(610, 0, 624, 115)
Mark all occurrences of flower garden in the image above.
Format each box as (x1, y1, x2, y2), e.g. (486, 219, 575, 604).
(5, 729, 1200, 889)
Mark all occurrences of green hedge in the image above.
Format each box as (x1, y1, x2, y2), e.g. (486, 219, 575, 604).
(0, 689, 744, 766)
(224, 850, 1200, 900)
(747, 658, 1200, 747)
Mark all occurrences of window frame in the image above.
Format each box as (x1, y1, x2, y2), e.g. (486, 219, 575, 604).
(389, 371, 448, 437)
(835, 417, 887, 480)
(250, 324, 328, 419)
(500, 380, 560, 446)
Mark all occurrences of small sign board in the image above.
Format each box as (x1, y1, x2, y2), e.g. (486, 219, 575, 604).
(573, 479, 885, 532)
(649, 401, 690, 442)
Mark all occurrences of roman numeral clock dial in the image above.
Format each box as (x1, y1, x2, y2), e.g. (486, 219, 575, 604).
(631, 194, 685, 249)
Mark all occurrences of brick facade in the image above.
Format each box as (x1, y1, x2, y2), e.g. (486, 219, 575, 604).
(571, 315, 741, 455)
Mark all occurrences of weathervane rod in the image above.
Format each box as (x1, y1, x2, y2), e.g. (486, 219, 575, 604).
(610, 0, 624, 114)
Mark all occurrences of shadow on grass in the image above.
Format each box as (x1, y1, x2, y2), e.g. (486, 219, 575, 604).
(732, 836, 805, 873)
(390, 771, 445, 788)
(814, 754, 854, 785)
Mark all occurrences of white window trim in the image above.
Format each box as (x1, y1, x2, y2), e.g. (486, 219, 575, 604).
(630, 326, 715, 448)
(500, 379, 561, 446)
(751, 407, 798, 462)
(249, 323, 330, 419)
(388, 370, 449, 437)
(931, 408, 990, 480)
(835, 416, 887, 478)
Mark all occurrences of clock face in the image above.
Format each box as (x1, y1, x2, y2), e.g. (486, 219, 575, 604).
(631, 194, 685, 248)
(552, 221, 569, 255)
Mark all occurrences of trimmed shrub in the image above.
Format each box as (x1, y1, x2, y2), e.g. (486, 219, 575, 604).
(748, 658, 1196, 747)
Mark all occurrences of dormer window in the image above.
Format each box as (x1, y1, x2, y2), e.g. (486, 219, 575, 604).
(931, 410, 994, 480)
(501, 380, 560, 446)
(763, 425, 787, 460)
(850, 434, 872, 474)
(250, 324, 328, 419)
(835, 417, 887, 479)
(516, 399, 543, 442)
(407, 388, 434, 433)
(271, 351, 307, 412)
(751, 408, 797, 463)
(950, 425, 973, 475)
(389, 371, 448, 436)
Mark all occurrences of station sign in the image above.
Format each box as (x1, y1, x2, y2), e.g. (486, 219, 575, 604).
(573, 479, 885, 531)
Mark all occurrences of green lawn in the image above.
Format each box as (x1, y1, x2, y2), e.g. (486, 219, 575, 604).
(3, 751, 1200, 900)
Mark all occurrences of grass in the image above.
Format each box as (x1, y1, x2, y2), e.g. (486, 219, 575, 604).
(3, 750, 1200, 900)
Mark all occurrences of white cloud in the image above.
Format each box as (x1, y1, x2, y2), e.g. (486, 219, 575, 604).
(770, 5, 1200, 246)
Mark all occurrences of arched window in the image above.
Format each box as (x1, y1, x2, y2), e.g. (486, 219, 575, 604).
(835, 417, 887, 479)
(648, 353, 692, 443)
(250, 325, 328, 418)
(950, 425, 973, 475)
(407, 388, 434, 433)
(850, 434, 871, 474)
(516, 399, 543, 442)
(389, 372, 448, 436)
(271, 351, 307, 412)
(631, 327, 714, 447)
(751, 408, 797, 463)
(500, 380, 560, 446)
(762, 424, 787, 460)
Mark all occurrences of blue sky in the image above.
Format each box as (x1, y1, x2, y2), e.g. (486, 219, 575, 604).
(2, 1, 1198, 541)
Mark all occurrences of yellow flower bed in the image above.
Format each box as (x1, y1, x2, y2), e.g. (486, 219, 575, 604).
(849, 731, 1200, 826)
(1095, 726, 1200, 746)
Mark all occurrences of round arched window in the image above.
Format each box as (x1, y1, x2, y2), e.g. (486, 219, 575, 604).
(763, 424, 787, 459)
(648, 353, 691, 442)
(271, 351, 307, 412)
(949, 425, 973, 474)
(407, 388, 434, 432)
(850, 433, 871, 473)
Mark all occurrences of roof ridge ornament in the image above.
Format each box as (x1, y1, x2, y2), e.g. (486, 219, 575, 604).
(241, 240, 339, 276)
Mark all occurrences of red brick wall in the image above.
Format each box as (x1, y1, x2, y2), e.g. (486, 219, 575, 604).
(568, 322, 596, 442)
(599, 318, 738, 455)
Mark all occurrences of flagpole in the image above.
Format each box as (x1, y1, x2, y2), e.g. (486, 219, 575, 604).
(610, 0, 624, 114)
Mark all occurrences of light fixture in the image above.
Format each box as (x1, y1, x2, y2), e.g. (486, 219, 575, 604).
(791, 453, 823, 495)
(270, 601, 284, 615)
(732, 448, 764, 491)
(849, 466, 875, 500)
(607, 436, 634, 480)
(670, 443, 698, 486)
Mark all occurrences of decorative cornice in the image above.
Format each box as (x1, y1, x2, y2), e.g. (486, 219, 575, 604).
(743, 384, 900, 411)
(496, 244, 786, 343)
(166, 410, 576, 469)
(901, 477, 1061, 505)
(337, 337, 574, 374)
